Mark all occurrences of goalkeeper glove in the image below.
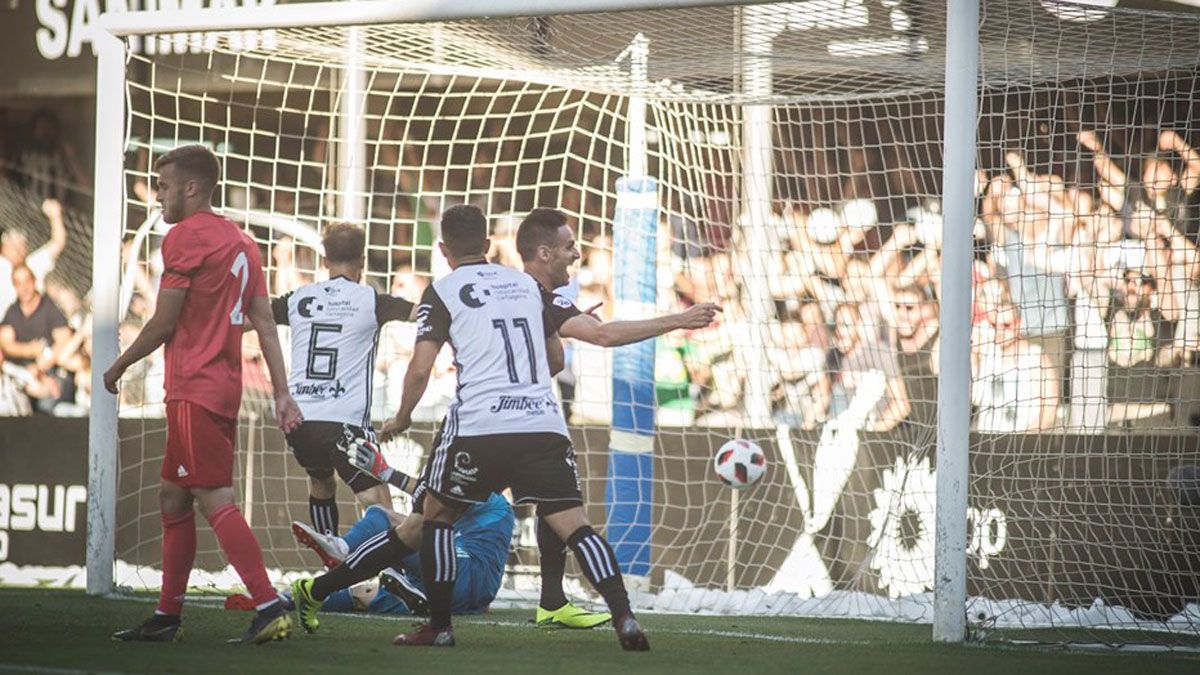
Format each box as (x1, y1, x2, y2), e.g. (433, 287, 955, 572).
(340, 430, 414, 493)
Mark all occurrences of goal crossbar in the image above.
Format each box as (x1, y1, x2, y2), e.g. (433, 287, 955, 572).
(96, 0, 780, 36)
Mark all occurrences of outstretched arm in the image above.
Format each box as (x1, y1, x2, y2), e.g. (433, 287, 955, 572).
(558, 302, 720, 347)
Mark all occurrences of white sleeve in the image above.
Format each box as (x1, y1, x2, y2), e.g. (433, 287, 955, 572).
(25, 247, 55, 288)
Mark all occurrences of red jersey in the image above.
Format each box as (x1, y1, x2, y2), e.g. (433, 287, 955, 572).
(160, 211, 267, 420)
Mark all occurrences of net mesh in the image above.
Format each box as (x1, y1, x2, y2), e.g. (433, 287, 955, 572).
(100, 0, 1200, 647)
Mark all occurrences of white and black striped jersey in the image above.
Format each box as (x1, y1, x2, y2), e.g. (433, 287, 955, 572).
(416, 261, 581, 439)
(273, 276, 414, 428)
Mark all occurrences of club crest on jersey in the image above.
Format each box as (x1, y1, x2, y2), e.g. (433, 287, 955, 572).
(453, 452, 479, 477)
(298, 296, 325, 318)
(459, 283, 491, 308)
(450, 452, 479, 485)
(552, 295, 574, 309)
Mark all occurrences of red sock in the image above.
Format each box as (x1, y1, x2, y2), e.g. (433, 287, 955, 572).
(157, 510, 196, 616)
(207, 504, 278, 608)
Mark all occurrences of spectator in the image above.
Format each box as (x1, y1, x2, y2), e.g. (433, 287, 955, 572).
(1078, 129, 1200, 238)
(0, 348, 33, 416)
(16, 109, 89, 203)
(487, 213, 522, 269)
(1107, 269, 1169, 368)
(828, 302, 910, 432)
(972, 302, 1059, 433)
(272, 235, 314, 296)
(0, 198, 68, 311)
(772, 302, 830, 430)
(892, 286, 939, 356)
(892, 286, 940, 428)
(0, 264, 74, 413)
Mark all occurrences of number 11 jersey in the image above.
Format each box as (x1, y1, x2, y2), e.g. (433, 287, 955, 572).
(416, 261, 579, 439)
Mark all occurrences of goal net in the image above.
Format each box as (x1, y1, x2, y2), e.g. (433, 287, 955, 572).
(96, 0, 1200, 648)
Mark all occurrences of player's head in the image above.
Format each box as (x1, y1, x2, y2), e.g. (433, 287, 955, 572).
(11, 264, 36, 304)
(321, 221, 366, 277)
(439, 204, 489, 264)
(517, 208, 580, 289)
(153, 144, 220, 224)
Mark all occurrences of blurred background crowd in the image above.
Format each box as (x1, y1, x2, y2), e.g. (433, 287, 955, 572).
(2, 95, 1199, 435)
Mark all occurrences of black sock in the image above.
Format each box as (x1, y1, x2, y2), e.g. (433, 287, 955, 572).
(537, 518, 568, 610)
(421, 521, 456, 630)
(311, 528, 413, 601)
(309, 496, 338, 536)
(567, 526, 630, 617)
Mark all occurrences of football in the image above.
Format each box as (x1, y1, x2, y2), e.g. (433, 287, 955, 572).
(713, 439, 767, 490)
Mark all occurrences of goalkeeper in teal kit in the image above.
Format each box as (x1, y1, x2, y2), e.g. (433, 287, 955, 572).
(292, 492, 514, 617)
(287, 437, 609, 627)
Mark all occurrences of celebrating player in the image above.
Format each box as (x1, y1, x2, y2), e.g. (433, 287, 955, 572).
(265, 221, 415, 540)
(103, 144, 303, 644)
(375, 204, 715, 649)
(515, 207, 721, 630)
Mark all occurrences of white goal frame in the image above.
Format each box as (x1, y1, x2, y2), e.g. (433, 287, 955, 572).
(87, 0, 979, 644)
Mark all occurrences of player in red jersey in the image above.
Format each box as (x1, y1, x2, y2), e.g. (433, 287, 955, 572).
(103, 144, 303, 645)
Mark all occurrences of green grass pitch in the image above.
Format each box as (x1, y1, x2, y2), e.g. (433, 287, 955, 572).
(0, 589, 1197, 674)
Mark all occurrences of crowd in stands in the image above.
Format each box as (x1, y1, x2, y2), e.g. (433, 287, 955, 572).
(2, 103, 1199, 435)
(0, 108, 91, 416)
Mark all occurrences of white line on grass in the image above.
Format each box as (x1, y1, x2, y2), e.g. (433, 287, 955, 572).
(337, 613, 873, 646)
(0, 665, 129, 675)
(109, 595, 871, 645)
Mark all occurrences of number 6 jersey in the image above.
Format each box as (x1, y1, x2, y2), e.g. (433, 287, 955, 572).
(273, 276, 414, 428)
(416, 261, 580, 440)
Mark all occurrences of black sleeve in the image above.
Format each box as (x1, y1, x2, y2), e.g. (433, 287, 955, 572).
(541, 289, 583, 337)
(415, 285, 451, 344)
(271, 293, 291, 326)
(375, 293, 415, 326)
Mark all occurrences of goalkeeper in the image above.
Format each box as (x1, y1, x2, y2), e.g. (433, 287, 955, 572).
(292, 492, 512, 618)
(290, 438, 609, 629)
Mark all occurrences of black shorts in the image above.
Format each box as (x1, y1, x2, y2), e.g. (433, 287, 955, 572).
(285, 421, 381, 494)
(426, 432, 581, 515)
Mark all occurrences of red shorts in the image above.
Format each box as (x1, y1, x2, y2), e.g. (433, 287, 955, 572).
(162, 400, 237, 488)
